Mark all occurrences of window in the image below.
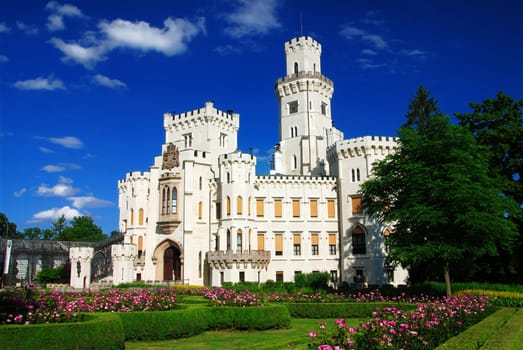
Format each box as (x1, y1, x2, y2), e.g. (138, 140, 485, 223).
(275, 234, 283, 255)
(215, 234, 220, 251)
(330, 270, 338, 284)
(276, 271, 284, 282)
(289, 101, 298, 114)
(383, 229, 391, 253)
(216, 202, 221, 220)
(352, 226, 366, 255)
(354, 269, 365, 284)
(292, 199, 300, 218)
(327, 199, 336, 218)
(329, 234, 337, 255)
(257, 233, 265, 250)
(138, 236, 143, 257)
(220, 133, 227, 147)
(385, 264, 394, 283)
(199, 177, 202, 190)
(184, 133, 193, 147)
(237, 229, 243, 252)
(274, 199, 282, 218)
(311, 233, 319, 255)
(294, 62, 299, 74)
(351, 169, 355, 182)
(310, 199, 318, 217)
(130, 209, 134, 225)
(290, 126, 298, 137)
(248, 197, 251, 216)
(321, 102, 327, 115)
(293, 234, 301, 256)
(198, 251, 202, 278)
(256, 198, 264, 217)
(239, 271, 245, 282)
(226, 196, 231, 216)
(198, 201, 203, 220)
(138, 208, 144, 225)
(237, 196, 243, 215)
(172, 188, 177, 213)
(351, 196, 362, 215)
(293, 155, 298, 169)
(227, 172, 231, 183)
(357, 168, 361, 181)
(226, 229, 231, 251)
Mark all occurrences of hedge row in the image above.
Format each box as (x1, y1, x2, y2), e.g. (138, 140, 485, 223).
(481, 308, 523, 350)
(278, 302, 416, 318)
(0, 313, 125, 350)
(0, 305, 291, 348)
(435, 307, 516, 350)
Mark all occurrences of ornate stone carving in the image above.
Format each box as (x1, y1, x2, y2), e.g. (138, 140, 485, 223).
(162, 143, 179, 169)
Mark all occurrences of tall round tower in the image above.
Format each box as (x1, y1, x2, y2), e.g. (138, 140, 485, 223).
(274, 36, 342, 176)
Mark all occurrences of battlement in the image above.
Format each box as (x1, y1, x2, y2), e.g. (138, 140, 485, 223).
(164, 101, 239, 130)
(285, 36, 321, 55)
(255, 174, 336, 185)
(219, 151, 256, 165)
(327, 136, 398, 159)
(118, 171, 150, 185)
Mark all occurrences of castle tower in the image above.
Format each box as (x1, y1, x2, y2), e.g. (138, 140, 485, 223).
(274, 36, 343, 176)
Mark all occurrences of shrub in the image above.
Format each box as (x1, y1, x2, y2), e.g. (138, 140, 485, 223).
(280, 302, 415, 318)
(206, 305, 290, 330)
(36, 266, 67, 285)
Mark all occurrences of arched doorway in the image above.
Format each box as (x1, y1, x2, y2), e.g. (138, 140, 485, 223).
(163, 246, 181, 281)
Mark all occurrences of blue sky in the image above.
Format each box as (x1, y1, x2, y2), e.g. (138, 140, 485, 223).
(1, 0, 522, 235)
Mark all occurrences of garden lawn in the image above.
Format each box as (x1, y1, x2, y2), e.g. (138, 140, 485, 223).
(125, 318, 365, 349)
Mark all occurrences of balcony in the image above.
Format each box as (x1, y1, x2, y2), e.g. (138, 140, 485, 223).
(206, 250, 270, 270)
(157, 213, 181, 234)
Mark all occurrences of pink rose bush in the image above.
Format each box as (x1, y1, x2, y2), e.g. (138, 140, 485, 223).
(204, 287, 263, 307)
(307, 295, 492, 350)
(268, 290, 436, 304)
(1, 288, 178, 325)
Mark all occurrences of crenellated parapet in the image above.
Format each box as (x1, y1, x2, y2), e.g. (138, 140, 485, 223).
(285, 36, 321, 56)
(327, 136, 398, 160)
(275, 71, 334, 99)
(219, 151, 256, 167)
(118, 171, 151, 192)
(255, 174, 336, 186)
(164, 101, 239, 133)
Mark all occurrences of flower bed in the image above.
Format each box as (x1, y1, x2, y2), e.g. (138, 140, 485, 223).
(267, 290, 437, 304)
(307, 295, 494, 349)
(204, 287, 263, 307)
(0, 287, 177, 325)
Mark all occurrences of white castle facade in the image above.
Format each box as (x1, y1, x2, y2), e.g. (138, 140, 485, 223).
(117, 36, 408, 288)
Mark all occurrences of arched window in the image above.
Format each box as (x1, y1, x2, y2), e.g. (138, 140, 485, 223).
(351, 169, 356, 182)
(294, 62, 299, 74)
(161, 188, 166, 214)
(198, 201, 203, 220)
(227, 172, 231, 183)
(172, 187, 177, 213)
(130, 209, 134, 225)
(352, 225, 366, 255)
(199, 176, 203, 190)
(237, 229, 243, 252)
(226, 229, 231, 251)
(226, 196, 231, 216)
(313, 63, 316, 72)
(138, 208, 144, 225)
(248, 197, 252, 216)
(293, 155, 298, 169)
(356, 168, 361, 181)
(237, 196, 243, 215)
(138, 236, 143, 257)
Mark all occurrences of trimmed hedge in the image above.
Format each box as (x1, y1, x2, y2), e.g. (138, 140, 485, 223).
(0, 313, 124, 350)
(278, 302, 416, 318)
(481, 308, 523, 350)
(435, 307, 516, 350)
(119, 305, 291, 341)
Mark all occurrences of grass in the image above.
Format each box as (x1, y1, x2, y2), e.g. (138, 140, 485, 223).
(125, 318, 365, 349)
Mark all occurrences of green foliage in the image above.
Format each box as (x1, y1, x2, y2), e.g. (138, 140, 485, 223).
(35, 265, 67, 284)
(0, 313, 125, 350)
(361, 95, 518, 292)
(435, 308, 516, 350)
(404, 85, 442, 134)
(56, 216, 106, 241)
(294, 272, 331, 291)
(481, 308, 523, 350)
(279, 302, 415, 318)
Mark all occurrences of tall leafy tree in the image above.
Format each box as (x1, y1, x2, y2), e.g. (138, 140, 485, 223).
(361, 92, 517, 296)
(456, 92, 523, 281)
(51, 215, 67, 239)
(403, 85, 441, 134)
(56, 216, 106, 242)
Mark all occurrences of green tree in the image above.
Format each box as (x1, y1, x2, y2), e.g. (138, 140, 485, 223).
(51, 215, 67, 239)
(403, 85, 441, 134)
(57, 216, 106, 242)
(361, 112, 517, 296)
(456, 92, 523, 281)
(22, 227, 43, 240)
(0, 213, 22, 239)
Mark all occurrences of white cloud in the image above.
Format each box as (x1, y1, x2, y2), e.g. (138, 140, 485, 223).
(0, 22, 11, 33)
(400, 49, 426, 57)
(31, 206, 82, 222)
(214, 45, 243, 56)
(42, 164, 66, 172)
(225, 0, 280, 38)
(37, 176, 79, 197)
(0, 55, 8, 63)
(361, 49, 377, 55)
(340, 25, 388, 49)
(68, 196, 113, 209)
(49, 37, 106, 68)
(99, 17, 205, 55)
(47, 136, 84, 149)
(13, 76, 65, 90)
(16, 21, 39, 35)
(46, 1, 85, 31)
(93, 74, 126, 89)
(39, 146, 55, 153)
(14, 188, 26, 198)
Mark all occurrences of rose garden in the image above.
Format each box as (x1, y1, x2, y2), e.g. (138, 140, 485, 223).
(1, 279, 523, 349)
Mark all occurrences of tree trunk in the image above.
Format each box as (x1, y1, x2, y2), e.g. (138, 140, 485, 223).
(443, 262, 452, 297)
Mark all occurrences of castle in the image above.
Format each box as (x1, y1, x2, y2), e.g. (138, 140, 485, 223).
(116, 36, 408, 288)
